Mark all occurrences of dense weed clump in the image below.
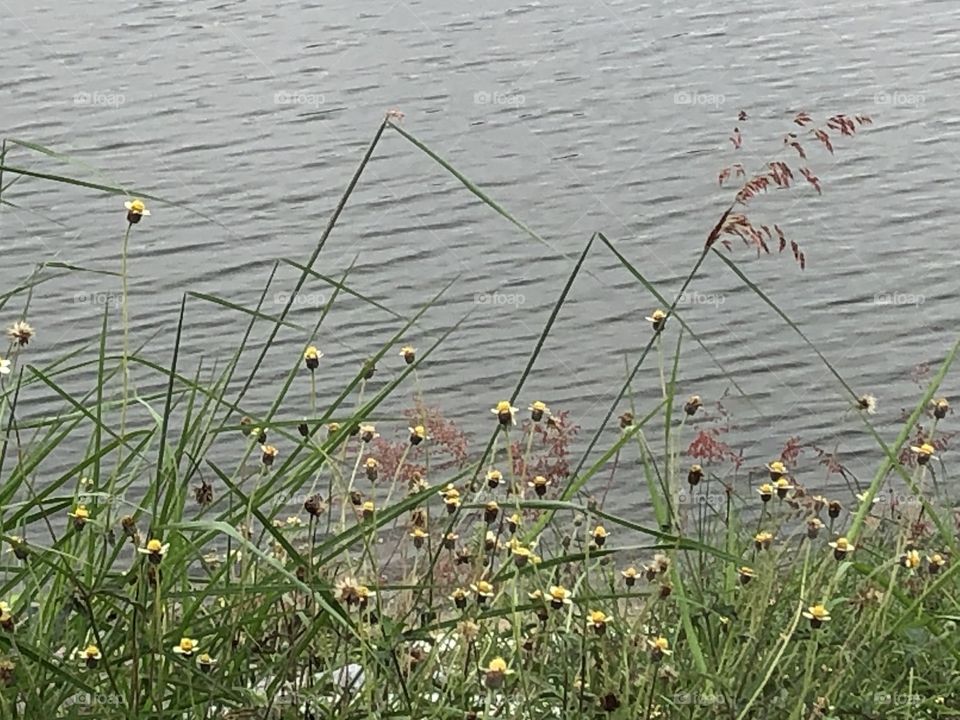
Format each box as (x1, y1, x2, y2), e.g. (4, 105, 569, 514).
(0, 114, 958, 719)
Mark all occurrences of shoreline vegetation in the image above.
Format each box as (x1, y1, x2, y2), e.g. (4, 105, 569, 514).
(1, 112, 959, 718)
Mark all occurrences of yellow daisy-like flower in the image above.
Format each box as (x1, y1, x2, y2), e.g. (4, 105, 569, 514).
(738, 566, 756, 585)
(928, 553, 947, 575)
(260, 444, 279, 466)
(528, 401, 550, 422)
(173, 637, 198, 657)
(932, 397, 950, 419)
(303, 345, 322, 370)
(528, 475, 550, 497)
(647, 636, 672, 660)
(361, 500, 375, 520)
(124, 198, 150, 223)
(774, 477, 793, 499)
(548, 585, 573, 609)
(621, 566, 639, 587)
(592, 525, 610, 547)
(588, 610, 611, 634)
(687, 464, 703, 486)
(482, 656, 514, 688)
(364, 457, 380, 481)
(828, 537, 853, 560)
(6, 321, 34, 347)
(765, 460, 786, 480)
(409, 527, 429, 549)
(197, 653, 216, 673)
(449, 587, 468, 609)
(486, 469, 503, 489)
(68, 504, 91, 529)
(470, 580, 495, 603)
(76, 644, 102, 668)
(900, 549, 921, 570)
(645, 309, 667, 332)
(802, 604, 831, 629)
(756, 483, 774, 502)
(360, 425, 378, 443)
(408, 425, 427, 446)
(136, 538, 170, 564)
(506, 512, 522, 533)
(683, 394, 702, 416)
(400, 345, 416, 365)
(753, 531, 773, 550)
(510, 542, 533, 567)
(910, 442, 937, 465)
(491, 400, 519, 426)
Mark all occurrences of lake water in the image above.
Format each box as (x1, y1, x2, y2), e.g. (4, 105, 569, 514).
(3, 0, 959, 515)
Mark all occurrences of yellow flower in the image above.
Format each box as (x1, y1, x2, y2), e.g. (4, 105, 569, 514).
(408, 425, 427, 445)
(6, 321, 34, 347)
(765, 460, 786, 480)
(136, 538, 169, 563)
(400, 345, 416, 365)
(197, 653, 216, 672)
(647, 636, 672, 660)
(592, 525, 609, 547)
(774, 477, 793, 499)
(511, 543, 533, 567)
(588, 610, 611, 634)
(910, 442, 937, 465)
(482, 656, 514, 688)
(928, 553, 947, 575)
(365, 457, 380, 481)
(409, 527, 428, 549)
(491, 400, 519, 426)
(932, 397, 950, 419)
(687, 464, 703, 486)
(529, 475, 550, 497)
(449, 587, 468, 609)
(806, 518, 824, 539)
(621, 566, 639, 587)
(528, 401, 550, 422)
(645, 309, 667, 331)
(738, 566, 755, 585)
(336, 577, 373, 607)
(360, 425, 378, 443)
(124, 198, 150, 223)
(361, 500, 375, 519)
(506, 512, 522, 533)
(548, 585, 572, 609)
(173, 637, 198, 656)
(828, 537, 853, 560)
(753, 531, 773, 550)
(756, 483, 773, 502)
(303, 345, 322, 370)
(900, 549, 921, 570)
(260, 444, 279, 466)
(76, 644, 102, 668)
(68, 504, 91, 529)
(802, 604, 831, 628)
(486, 469, 503, 489)
(683, 395, 702, 416)
(470, 580, 495, 603)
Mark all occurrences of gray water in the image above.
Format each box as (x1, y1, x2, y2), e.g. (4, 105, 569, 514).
(3, 0, 959, 515)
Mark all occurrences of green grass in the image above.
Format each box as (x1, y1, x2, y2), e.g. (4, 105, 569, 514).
(0, 114, 957, 719)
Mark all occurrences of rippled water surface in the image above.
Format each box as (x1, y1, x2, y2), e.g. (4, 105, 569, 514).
(3, 0, 959, 512)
